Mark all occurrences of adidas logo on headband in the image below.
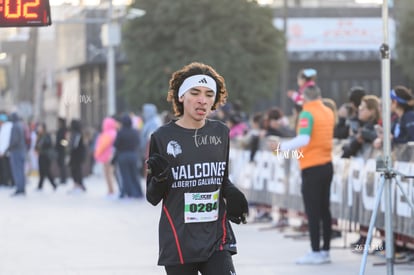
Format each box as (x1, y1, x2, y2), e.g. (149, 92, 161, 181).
(178, 74, 217, 98)
(199, 78, 208, 84)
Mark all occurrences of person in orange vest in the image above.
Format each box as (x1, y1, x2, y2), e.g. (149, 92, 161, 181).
(271, 85, 335, 265)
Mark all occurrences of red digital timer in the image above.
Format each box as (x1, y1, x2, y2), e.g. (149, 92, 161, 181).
(0, 0, 52, 27)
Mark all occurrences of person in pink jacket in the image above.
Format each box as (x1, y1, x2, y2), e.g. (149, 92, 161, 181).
(94, 117, 118, 196)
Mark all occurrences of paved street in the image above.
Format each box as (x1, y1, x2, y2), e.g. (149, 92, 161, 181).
(0, 172, 412, 275)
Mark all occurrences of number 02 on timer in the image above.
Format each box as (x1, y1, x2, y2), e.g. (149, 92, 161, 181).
(0, 0, 52, 27)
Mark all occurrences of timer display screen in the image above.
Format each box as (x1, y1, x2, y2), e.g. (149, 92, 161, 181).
(0, 0, 52, 27)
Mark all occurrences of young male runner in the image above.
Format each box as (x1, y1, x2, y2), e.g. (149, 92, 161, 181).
(146, 62, 248, 275)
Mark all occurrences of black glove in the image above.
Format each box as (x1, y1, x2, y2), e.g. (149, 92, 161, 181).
(146, 153, 170, 181)
(225, 187, 249, 224)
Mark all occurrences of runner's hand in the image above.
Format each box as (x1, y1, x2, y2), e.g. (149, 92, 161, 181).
(225, 187, 249, 224)
(146, 153, 170, 181)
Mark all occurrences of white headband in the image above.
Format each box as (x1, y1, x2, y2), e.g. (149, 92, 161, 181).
(178, 74, 217, 98)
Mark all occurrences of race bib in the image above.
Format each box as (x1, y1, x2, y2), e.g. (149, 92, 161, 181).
(184, 189, 220, 223)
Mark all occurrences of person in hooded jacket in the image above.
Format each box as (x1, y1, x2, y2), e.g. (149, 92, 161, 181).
(141, 104, 162, 161)
(94, 117, 118, 197)
(114, 114, 142, 198)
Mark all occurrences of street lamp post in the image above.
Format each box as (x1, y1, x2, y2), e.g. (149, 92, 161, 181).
(101, 2, 145, 116)
(106, 0, 117, 116)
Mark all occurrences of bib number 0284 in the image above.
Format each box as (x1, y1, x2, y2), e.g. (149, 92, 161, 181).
(188, 202, 218, 213)
(184, 190, 220, 223)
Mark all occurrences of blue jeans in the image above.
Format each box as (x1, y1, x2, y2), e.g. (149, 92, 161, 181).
(9, 151, 26, 192)
(117, 152, 142, 198)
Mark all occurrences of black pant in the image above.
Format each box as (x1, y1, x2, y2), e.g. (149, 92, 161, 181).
(38, 154, 56, 189)
(301, 162, 333, 252)
(165, 250, 235, 275)
(0, 156, 13, 186)
(70, 162, 85, 189)
(57, 151, 67, 183)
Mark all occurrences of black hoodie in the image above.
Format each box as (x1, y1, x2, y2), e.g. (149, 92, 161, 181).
(69, 119, 85, 164)
(114, 114, 140, 152)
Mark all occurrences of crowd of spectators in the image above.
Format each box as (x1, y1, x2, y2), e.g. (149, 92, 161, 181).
(209, 73, 414, 262)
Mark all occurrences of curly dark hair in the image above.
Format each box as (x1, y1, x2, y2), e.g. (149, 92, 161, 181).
(266, 107, 284, 121)
(348, 86, 366, 108)
(167, 62, 228, 117)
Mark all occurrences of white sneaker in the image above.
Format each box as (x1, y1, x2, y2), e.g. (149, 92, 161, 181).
(320, 250, 331, 263)
(105, 193, 118, 200)
(67, 187, 85, 195)
(295, 251, 326, 265)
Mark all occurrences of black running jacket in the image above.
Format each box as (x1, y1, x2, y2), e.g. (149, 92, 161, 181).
(146, 119, 237, 266)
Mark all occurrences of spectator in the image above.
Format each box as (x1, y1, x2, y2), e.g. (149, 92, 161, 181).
(227, 112, 249, 140)
(390, 85, 414, 144)
(8, 113, 27, 196)
(140, 104, 162, 160)
(287, 68, 317, 107)
(94, 117, 118, 197)
(68, 119, 87, 193)
(262, 107, 295, 225)
(232, 99, 249, 123)
(266, 107, 296, 138)
(273, 85, 335, 264)
(27, 120, 38, 176)
(246, 112, 266, 163)
(84, 126, 98, 176)
(55, 117, 68, 184)
(114, 114, 142, 199)
(369, 86, 414, 256)
(341, 95, 381, 250)
(130, 112, 143, 130)
(334, 86, 366, 139)
(341, 95, 380, 158)
(239, 112, 272, 223)
(0, 113, 13, 187)
(35, 122, 57, 191)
